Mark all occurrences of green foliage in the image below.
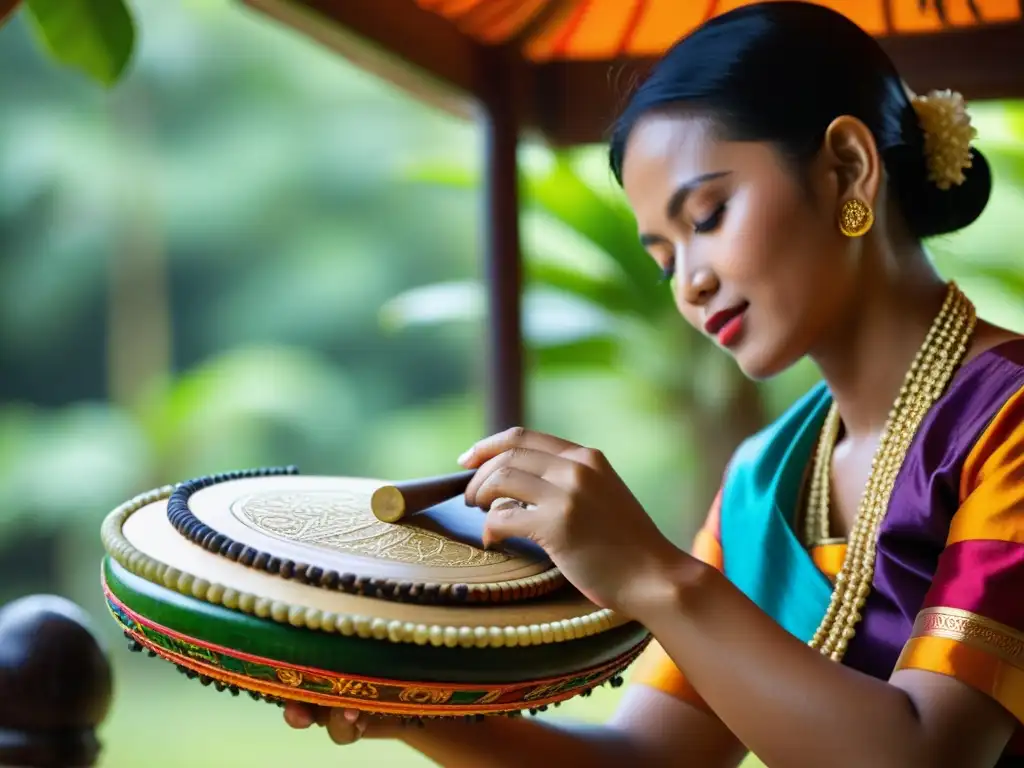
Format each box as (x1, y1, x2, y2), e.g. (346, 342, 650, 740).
(395, 148, 681, 370)
(21, 0, 135, 85)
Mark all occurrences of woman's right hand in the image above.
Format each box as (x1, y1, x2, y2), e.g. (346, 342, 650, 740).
(283, 702, 397, 745)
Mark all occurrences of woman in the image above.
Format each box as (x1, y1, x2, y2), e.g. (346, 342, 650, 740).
(285, 3, 1024, 766)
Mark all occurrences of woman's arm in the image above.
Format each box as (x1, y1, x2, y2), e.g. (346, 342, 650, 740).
(457, 424, 1024, 768)
(403, 686, 746, 768)
(635, 562, 1015, 768)
(285, 685, 748, 768)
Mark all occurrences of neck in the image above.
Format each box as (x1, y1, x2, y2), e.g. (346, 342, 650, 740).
(809, 255, 949, 438)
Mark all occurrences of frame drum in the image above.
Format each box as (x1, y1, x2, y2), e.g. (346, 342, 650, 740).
(99, 467, 651, 719)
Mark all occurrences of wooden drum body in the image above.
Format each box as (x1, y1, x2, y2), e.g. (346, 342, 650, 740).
(99, 468, 650, 719)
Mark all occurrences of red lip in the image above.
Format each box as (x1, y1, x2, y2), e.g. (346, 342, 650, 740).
(703, 303, 748, 336)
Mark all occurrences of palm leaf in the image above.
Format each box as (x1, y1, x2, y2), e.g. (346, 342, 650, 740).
(522, 155, 668, 319)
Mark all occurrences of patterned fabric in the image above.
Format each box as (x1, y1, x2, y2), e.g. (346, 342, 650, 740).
(412, 1, 1023, 60)
(630, 340, 1024, 761)
(106, 588, 646, 716)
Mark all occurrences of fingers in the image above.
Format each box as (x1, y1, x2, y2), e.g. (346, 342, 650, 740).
(326, 708, 368, 746)
(464, 447, 583, 507)
(314, 707, 332, 728)
(283, 702, 316, 729)
(458, 427, 579, 469)
(470, 466, 563, 513)
(284, 705, 369, 747)
(483, 497, 545, 549)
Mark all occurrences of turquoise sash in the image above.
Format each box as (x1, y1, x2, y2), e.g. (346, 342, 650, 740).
(719, 382, 835, 642)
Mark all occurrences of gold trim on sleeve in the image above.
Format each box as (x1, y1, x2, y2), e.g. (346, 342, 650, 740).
(911, 607, 1024, 669)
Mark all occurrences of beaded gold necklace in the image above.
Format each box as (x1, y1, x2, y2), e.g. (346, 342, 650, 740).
(802, 281, 976, 661)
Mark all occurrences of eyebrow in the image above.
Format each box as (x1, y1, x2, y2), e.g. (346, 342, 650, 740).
(639, 170, 732, 246)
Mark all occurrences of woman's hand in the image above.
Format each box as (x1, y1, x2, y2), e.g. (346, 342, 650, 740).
(283, 702, 396, 745)
(459, 427, 688, 618)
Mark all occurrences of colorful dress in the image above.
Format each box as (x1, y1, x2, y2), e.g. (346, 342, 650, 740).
(632, 339, 1024, 764)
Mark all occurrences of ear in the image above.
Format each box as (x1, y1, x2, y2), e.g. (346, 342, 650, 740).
(821, 115, 883, 207)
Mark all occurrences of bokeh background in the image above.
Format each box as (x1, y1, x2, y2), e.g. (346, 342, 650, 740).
(2, 1, 1023, 766)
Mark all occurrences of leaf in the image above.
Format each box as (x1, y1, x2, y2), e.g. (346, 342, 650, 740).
(378, 281, 484, 333)
(378, 280, 618, 347)
(523, 155, 669, 319)
(530, 337, 619, 371)
(527, 259, 638, 318)
(983, 145, 1024, 190)
(401, 152, 669, 320)
(966, 263, 1024, 299)
(22, 0, 135, 86)
(400, 160, 477, 189)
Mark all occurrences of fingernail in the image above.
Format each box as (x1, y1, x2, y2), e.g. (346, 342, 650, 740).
(344, 709, 359, 723)
(457, 449, 473, 466)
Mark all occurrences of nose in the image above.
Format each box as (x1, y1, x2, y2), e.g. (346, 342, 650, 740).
(678, 265, 719, 307)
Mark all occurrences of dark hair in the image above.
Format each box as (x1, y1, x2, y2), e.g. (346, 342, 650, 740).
(608, 2, 991, 239)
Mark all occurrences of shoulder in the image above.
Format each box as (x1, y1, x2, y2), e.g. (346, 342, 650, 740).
(900, 339, 1024, 500)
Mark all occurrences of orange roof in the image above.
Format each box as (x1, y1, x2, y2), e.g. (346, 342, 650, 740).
(244, 0, 1024, 145)
(413, 0, 1022, 59)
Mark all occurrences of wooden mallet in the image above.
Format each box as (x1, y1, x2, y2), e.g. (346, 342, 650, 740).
(370, 469, 477, 523)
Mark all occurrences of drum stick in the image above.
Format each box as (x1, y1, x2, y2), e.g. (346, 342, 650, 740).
(371, 469, 477, 523)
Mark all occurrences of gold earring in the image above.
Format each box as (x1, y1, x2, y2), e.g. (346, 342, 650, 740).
(839, 198, 874, 237)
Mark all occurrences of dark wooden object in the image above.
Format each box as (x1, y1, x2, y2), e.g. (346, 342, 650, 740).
(372, 468, 477, 522)
(0, 595, 113, 768)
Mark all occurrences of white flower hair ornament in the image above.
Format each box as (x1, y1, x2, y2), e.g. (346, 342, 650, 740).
(905, 86, 978, 191)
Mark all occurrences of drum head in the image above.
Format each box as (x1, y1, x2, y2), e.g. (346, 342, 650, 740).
(166, 468, 564, 604)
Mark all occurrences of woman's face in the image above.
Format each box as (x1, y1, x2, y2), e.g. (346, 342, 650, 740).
(620, 113, 861, 380)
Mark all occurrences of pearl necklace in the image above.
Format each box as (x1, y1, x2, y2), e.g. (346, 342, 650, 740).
(802, 282, 976, 661)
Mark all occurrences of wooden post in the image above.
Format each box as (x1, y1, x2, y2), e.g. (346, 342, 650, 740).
(478, 47, 525, 433)
(0, 0, 19, 26)
(0, 595, 113, 767)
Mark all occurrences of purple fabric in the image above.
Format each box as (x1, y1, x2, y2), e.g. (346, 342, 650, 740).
(841, 339, 1024, 680)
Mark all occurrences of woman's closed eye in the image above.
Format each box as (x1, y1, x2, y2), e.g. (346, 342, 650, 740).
(693, 203, 726, 234)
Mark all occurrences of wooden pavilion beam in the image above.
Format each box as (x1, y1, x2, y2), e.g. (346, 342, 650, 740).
(242, 0, 482, 122)
(531, 22, 1024, 147)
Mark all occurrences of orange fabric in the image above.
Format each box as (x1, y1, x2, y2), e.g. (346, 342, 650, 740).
(896, 631, 1024, 724)
(630, 489, 723, 707)
(416, 0, 1022, 60)
(810, 542, 846, 581)
(950, 383, 1024, 545)
(895, 382, 1024, 723)
(465, 0, 549, 43)
(631, 487, 841, 705)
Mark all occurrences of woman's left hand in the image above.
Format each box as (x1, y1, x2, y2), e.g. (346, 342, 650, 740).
(458, 427, 686, 618)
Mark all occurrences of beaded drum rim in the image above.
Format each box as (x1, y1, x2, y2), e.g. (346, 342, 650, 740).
(101, 485, 630, 648)
(102, 556, 650, 684)
(105, 568, 650, 717)
(166, 468, 566, 605)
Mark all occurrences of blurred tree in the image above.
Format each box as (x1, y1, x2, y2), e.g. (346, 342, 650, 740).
(0, 0, 484, 582)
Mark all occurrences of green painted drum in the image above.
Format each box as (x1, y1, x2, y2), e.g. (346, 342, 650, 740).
(99, 468, 651, 718)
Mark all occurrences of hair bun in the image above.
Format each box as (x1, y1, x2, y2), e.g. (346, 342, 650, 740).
(886, 144, 991, 239)
(890, 87, 992, 238)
